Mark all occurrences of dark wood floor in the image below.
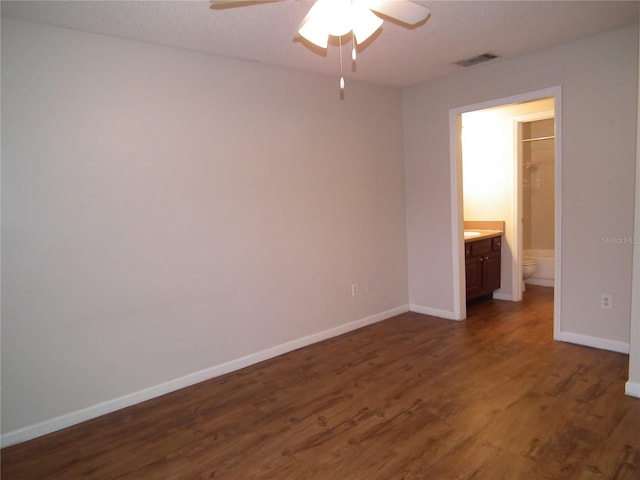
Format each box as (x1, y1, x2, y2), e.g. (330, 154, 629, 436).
(3, 286, 639, 479)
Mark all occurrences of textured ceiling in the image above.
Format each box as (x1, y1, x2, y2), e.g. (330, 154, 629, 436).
(1, 0, 638, 87)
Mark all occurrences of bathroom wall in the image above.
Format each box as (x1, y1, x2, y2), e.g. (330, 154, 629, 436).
(522, 118, 555, 252)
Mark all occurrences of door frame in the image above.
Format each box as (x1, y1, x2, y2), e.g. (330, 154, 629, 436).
(449, 86, 562, 339)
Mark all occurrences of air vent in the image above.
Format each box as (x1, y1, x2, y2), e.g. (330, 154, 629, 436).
(455, 53, 499, 67)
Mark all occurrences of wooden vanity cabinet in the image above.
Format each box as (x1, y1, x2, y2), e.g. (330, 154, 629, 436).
(465, 235, 501, 301)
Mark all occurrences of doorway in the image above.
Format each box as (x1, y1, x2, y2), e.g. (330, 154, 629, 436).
(516, 113, 556, 297)
(449, 87, 562, 339)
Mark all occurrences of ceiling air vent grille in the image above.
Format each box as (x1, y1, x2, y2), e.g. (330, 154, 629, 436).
(455, 53, 499, 67)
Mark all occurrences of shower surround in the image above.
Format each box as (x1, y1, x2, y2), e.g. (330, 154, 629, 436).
(522, 118, 555, 286)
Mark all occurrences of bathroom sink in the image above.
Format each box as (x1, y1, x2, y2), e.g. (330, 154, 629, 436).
(464, 231, 483, 238)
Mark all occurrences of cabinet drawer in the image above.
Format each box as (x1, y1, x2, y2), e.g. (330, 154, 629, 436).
(470, 238, 492, 257)
(492, 236, 502, 251)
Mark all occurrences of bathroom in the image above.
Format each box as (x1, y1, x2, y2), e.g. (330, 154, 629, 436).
(460, 96, 556, 304)
(521, 117, 555, 288)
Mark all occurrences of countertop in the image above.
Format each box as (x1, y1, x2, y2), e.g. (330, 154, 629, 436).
(464, 229, 503, 243)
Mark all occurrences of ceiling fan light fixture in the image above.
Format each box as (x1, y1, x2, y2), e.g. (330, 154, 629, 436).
(297, 0, 348, 46)
(298, 15, 330, 48)
(298, 0, 382, 48)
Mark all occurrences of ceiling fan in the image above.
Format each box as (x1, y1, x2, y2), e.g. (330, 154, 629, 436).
(210, 0, 431, 93)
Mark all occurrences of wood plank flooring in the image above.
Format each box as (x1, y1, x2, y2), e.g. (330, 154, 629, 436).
(3, 286, 639, 479)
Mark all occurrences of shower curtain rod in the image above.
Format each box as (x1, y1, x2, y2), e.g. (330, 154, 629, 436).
(522, 135, 555, 143)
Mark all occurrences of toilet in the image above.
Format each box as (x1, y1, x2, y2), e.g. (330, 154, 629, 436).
(522, 256, 537, 290)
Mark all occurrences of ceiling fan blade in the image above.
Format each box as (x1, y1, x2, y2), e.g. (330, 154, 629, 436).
(367, 0, 430, 26)
(210, 0, 282, 10)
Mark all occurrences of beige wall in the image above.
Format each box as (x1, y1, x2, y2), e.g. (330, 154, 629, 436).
(628, 27, 640, 397)
(404, 25, 638, 347)
(1, 19, 409, 441)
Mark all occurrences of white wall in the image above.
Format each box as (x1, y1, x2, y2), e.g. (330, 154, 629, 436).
(404, 26, 638, 348)
(1, 19, 409, 442)
(627, 28, 640, 398)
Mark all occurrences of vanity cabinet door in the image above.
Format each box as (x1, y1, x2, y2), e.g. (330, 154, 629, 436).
(465, 255, 483, 299)
(482, 250, 501, 292)
(465, 235, 502, 301)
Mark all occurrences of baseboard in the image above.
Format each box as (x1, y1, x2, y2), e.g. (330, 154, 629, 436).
(0, 304, 409, 448)
(492, 292, 514, 301)
(555, 331, 630, 354)
(625, 380, 640, 398)
(525, 278, 555, 287)
(409, 304, 460, 320)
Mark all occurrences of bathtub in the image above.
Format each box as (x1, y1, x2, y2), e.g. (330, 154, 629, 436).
(524, 249, 554, 287)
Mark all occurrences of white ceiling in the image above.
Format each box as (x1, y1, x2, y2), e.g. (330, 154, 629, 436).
(1, 0, 638, 87)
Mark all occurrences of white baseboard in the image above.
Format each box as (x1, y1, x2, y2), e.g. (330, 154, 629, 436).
(625, 381, 640, 398)
(0, 304, 409, 448)
(492, 292, 514, 301)
(409, 304, 460, 320)
(525, 278, 555, 287)
(555, 331, 630, 354)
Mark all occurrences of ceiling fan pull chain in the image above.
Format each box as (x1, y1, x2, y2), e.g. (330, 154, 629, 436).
(351, 0, 357, 62)
(339, 35, 345, 92)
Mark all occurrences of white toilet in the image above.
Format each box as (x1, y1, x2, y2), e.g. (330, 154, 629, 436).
(522, 256, 537, 290)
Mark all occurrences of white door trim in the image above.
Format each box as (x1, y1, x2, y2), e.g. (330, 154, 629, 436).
(449, 86, 562, 335)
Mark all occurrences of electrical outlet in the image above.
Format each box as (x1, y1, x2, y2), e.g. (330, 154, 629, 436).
(351, 283, 359, 297)
(601, 294, 612, 309)
(365, 280, 372, 294)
